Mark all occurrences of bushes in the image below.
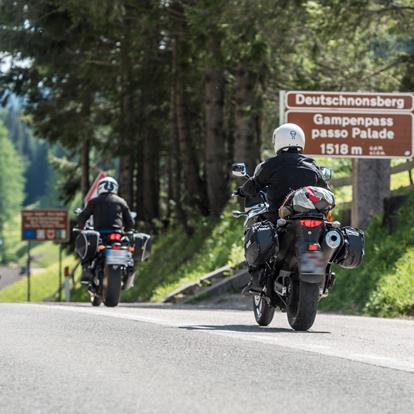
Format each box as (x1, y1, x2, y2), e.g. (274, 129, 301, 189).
(122, 207, 243, 302)
(321, 191, 414, 316)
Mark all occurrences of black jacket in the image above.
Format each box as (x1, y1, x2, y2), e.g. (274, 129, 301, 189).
(239, 150, 328, 211)
(77, 193, 134, 232)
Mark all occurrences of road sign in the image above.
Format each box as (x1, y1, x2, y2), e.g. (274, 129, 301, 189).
(85, 171, 106, 205)
(21, 209, 69, 242)
(281, 91, 414, 158)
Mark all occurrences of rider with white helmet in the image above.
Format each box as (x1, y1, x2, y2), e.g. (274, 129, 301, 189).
(236, 123, 328, 293)
(236, 123, 327, 212)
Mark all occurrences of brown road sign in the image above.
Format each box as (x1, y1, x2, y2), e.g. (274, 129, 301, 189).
(21, 209, 69, 242)
(286, 110, 413, 158)
(286, 91, 414, 112)
(280, 90, 414, 158)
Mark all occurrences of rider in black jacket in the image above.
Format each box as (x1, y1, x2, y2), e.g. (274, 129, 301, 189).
(236, 123, 328, 294)
(77, 176, 134, 283)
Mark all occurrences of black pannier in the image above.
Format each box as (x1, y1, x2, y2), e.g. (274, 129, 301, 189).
(335, 227, 365, 269)
(244, 222, 278, 267)
(133, 233, 152, 262)
(75, 230, 100, 261)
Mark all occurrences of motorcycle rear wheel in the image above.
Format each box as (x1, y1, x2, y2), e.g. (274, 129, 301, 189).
(253, 294, 275, 326)
(102, 265, 122, 307)
(287, 280, 319, 331)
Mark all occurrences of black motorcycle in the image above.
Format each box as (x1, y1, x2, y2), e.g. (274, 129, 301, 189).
(73, 216, 151, 307)
(232, 163, 364, 331)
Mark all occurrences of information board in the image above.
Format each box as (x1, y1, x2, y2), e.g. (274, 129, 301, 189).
(21, 209, 69, 242)
(281, 91, 414, 158)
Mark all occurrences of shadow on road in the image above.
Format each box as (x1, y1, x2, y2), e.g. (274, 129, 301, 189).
(179, 324, 331, 334)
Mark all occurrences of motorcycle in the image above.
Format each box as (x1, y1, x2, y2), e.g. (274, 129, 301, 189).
(73, 211, 151, 307)
(232, 163, 364, 331)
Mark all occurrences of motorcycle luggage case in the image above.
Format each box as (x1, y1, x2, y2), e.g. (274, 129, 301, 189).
(133, 233, 152, 262)
(75, 230, 100, 261)
(335, 227, 365, 269)
(244, 222, 278, 267)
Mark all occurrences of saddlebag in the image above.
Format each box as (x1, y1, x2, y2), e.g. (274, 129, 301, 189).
(244, 222, 278, 267)
(133, 233, 152, 262)
(75, 230, 100, 261)
(335, 227, 365, 269)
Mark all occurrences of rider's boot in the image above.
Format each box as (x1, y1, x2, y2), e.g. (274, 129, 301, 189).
(80, 266, 92, 286)
(242, 267, 263, 296)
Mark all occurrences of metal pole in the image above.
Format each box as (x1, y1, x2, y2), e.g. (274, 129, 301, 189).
(27, 241, 31, 302)
(58, 244, 63, 302)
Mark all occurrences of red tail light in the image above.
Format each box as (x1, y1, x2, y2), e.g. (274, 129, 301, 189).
(109, 233, 122, 241)
(300, 219, 323, 228)
(111, 245, 121, 250)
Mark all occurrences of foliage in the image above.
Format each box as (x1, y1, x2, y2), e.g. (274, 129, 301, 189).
(0, 123, 25, 262)
(0, 255, 79, 302)
(321, 191, 414, 315)
(122, 206, 243, 302)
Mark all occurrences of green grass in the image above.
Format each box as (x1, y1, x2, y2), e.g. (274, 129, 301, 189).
(0, 256, 80, 302)
(321, 191, 414, 316)
(122, 205, 243, 302)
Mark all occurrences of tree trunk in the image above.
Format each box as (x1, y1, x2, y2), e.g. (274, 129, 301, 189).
(351, 159, 391, 229)
(204, 36, 227, 218)
(171, 2, 209, 216)
(118, 4, 135, 208)
(80, 140, 90, 198)
(233, 63, 260, 175)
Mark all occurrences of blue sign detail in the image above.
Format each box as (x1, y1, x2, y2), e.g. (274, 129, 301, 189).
(23, 229, 37, 240)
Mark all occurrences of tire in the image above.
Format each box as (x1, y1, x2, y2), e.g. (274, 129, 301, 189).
(90, 294, 102, 307)
(287, 280, 320, 331)
(102, 265, 122, 307)
(253, 294, 275, 326)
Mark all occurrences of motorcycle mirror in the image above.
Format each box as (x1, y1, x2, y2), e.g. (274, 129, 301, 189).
(320, 167, 333, 181)
(232, 163, 248, 177)
(232, 210, 246, 218)
(74, 208, 82, 215)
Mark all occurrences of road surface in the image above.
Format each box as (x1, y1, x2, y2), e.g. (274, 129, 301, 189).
(1, 303, 413, 413)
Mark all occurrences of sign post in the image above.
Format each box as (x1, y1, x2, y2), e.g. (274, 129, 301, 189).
(21, 209, 70, 302)
(281, 90, 414, 228)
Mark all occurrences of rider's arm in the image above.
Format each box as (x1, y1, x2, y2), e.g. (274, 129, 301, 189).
(238, 161, 269, 197)
(77, 199, 95, 229)
(122, 203, 135, 232)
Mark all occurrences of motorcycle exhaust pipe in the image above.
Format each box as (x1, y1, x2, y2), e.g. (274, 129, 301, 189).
(322, 230, 343, 261)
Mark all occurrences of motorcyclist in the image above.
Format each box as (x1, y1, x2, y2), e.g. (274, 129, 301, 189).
(235, 123, 328, 294)
(77, 176, 134, 284)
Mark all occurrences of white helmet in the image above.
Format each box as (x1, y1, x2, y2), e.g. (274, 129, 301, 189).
(97, 177, 119, 195)
(272, 123, 305, 154)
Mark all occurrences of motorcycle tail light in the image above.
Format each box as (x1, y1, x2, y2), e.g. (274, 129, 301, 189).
(300, 219, 323, 228)
(308, 243, 320, 251)
(112, 245, 121, 250)
(109, 233, 122, 241)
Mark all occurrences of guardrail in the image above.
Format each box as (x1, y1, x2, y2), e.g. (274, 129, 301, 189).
(331, 159, 414, 187)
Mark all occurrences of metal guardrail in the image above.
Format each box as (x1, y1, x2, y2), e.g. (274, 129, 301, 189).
(331, 159, 414, 188)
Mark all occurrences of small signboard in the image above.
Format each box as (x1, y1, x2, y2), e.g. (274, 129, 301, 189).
(21, 209, 69, 242)
(281, 91, 414, 158)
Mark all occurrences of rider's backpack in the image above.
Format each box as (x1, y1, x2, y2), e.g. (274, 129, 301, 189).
(334, 227, 365, 269)
(244, 222, 278, 267)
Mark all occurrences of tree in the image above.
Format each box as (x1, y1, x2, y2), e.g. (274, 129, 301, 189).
(0, 123, 25, 262)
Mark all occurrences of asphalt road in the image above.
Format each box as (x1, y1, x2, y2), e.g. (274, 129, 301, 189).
(1, 303, 413, 414)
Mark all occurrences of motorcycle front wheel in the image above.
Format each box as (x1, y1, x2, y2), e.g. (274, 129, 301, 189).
(102, 265, 122, 307)
(287, 280, 319, 331)
(253, 294, 275, 326)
